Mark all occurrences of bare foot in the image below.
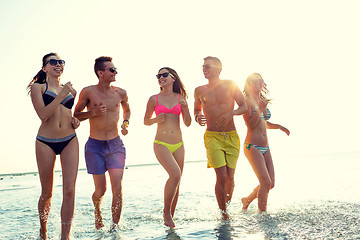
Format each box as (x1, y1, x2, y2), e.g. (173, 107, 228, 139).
(163, 213, 175, 228)
(38, 231, 46, 240)
(39, 227, 47, 240)
(94, 210, 104, 230)
(241, 197, 250, 211)
(221, 209, 230, 220)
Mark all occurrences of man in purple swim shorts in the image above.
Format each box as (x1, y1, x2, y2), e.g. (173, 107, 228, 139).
(85, 136, 126, 175)
(74, 56, 131, 231)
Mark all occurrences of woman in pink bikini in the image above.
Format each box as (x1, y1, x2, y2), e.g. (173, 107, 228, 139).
(144, 67, 191, 228)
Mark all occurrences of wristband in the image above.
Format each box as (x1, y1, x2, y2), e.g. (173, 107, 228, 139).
(123, 119, 129, 127)
(195, 115, 199, 123)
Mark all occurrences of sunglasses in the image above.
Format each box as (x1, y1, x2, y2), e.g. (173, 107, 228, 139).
(46, 59, 65, 66)
(104, 67, 117, 73)
(202, 64, 212, 69)
(156, 72, 172, 79)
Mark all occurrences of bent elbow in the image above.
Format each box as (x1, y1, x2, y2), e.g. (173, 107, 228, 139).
(144, 119, 151, 126)
(74, 112, 80, 118)
(37, 112, 49, 122)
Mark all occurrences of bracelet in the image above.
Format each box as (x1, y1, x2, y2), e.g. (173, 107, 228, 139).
(195, 115, 199, 123)
(123, 119, 129, 127)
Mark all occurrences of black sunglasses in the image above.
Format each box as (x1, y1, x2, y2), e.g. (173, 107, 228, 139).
(46, 59, 65, 66)
(156, 72, 172, 79)
(104, 67, 117, 73)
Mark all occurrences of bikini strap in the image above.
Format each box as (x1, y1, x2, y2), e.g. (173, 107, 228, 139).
(45, 81, 48, 91)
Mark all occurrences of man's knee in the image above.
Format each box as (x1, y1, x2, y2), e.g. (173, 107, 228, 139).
(215, 168, 228, 184)
(94, 186, 106, 198)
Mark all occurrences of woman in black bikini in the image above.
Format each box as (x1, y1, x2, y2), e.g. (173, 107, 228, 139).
(27, 53, 80, 240)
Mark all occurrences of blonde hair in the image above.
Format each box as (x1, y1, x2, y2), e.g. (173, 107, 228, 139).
(203, 56, 222, 70)
(243, 73, 270, 102)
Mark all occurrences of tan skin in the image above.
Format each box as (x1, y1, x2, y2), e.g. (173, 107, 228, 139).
(30, 55, 80, 240)
(74, 61, 130, 230)
(144, 69, 191, 228)
(241, 74, 290, 213)
(194, 59, 247, 219)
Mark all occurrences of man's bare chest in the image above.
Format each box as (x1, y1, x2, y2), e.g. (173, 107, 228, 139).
(200, 88, 233, 106)
(89, 93, 122, 110)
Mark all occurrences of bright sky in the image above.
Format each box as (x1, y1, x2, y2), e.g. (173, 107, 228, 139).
(0, 0, 359, 174)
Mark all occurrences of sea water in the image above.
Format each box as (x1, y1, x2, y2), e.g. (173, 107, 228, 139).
(1, 152, 359, 239)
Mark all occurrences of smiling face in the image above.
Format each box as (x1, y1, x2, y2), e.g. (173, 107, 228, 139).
(157, 68, 175, 89)
(202, 59, 221, 80)
(247, 73, 267, 96)
(42, 55, 64, 78)
(251, 76, 265, 92)
(100, 61, 117, 82)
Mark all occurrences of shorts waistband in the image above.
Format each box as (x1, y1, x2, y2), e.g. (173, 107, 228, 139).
(88, 136, 120, 143)
(205, 130, 238, 140)
(36, 133, 76, 143)
(205, 130, 238, 136)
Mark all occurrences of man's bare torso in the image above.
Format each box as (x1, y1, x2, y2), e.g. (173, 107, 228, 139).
(197, 80, 236, 132)
(86, 85, 125, 140)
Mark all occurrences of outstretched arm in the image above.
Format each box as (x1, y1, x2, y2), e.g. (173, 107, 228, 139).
(266, 121, 290, 136)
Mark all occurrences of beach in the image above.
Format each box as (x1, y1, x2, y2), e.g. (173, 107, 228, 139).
(1, 152, 359, 239)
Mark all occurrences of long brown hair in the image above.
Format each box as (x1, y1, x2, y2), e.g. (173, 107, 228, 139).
(158, 67, 187, 98)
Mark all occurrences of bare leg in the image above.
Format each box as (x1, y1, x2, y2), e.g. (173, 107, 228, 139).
(170, 146, 184, 218)
(214, 166, 230, 220)
(225, 166, 235, 204)
(92, 174, 107, 229)
(108, 168, 124, 226)
(154, 143, 183, 228)
(59, 138, 79, 240)
(241, 185, 259, 211)
(244, 147, 273, 213)
(36, 141, 56, 240)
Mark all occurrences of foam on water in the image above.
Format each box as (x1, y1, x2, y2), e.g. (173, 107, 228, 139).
(1, 153, 359, 239)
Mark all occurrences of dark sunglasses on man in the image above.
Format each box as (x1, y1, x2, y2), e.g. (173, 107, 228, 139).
(104, 67, 117, 73)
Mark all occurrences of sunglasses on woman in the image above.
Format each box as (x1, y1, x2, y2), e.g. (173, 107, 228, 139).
(156, 72, 172, 79)
(46, 59, 65, 66)
(104, 67, 117, 73)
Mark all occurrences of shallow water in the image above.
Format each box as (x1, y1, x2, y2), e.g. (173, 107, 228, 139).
(1, 152, 359, 239)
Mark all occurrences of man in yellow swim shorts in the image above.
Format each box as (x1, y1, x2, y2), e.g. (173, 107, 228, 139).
(194, 56, 247, 219)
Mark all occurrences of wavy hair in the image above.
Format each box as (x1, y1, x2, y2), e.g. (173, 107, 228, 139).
(243, 73, 270, 102)
(27, 53, 58, 93)
(158, 67, 187, 98)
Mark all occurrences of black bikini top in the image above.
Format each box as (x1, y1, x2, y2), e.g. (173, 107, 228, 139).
(42, 82, 74, 109)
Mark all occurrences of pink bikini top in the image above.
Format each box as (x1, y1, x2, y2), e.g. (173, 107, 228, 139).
(154, 94, 182, 116)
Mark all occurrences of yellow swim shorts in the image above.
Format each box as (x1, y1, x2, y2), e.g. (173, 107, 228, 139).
(204, 130, 240, 169)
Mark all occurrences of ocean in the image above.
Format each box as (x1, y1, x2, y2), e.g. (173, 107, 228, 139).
(1, 152, 359, 239)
